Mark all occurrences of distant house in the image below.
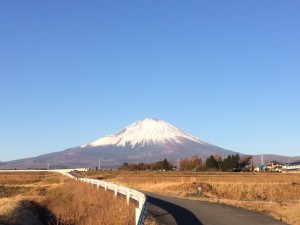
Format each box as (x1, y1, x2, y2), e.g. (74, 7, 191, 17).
(265, 161, 283, 172)
(283, 161, 300, 172)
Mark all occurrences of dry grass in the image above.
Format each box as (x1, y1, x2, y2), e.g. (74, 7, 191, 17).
(0, 172, 137, 225)
(45, 179, 136, 225)
(0, 197, 21, 216)
(80, 171, 300, 225)
(0, 172, 62, 212)
(0, 172, 61, 225)
(144, 214, 159, 225)
(0, 172, 61, 186)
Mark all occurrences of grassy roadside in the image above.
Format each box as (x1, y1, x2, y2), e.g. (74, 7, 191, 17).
(79, 171, 300, 225)
(0, 172, 137, 225)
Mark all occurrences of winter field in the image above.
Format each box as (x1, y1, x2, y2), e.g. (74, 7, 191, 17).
(0, 172, 137, 225)
(79, 171, 300, 225)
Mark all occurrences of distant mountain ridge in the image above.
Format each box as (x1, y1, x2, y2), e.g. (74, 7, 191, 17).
(252, 154, 300, 165)
(1, 118, 299, 169)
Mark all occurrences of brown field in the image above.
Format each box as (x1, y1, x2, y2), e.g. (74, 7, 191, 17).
(0, 172, 138, 225)
(79, 171, 300, 225)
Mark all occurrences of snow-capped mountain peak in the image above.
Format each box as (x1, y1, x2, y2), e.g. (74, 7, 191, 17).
(1, 118, 239, 169)
(85, 118, 208, 148)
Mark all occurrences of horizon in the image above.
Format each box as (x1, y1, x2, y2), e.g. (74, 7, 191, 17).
(1, 117, 299, 163)
(1, 1, 300, 161)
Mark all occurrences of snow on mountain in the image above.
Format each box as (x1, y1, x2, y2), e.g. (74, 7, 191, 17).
(2, 117, 300, 170)
(85, 118, 209, 148)
(0, 118, 245, 169)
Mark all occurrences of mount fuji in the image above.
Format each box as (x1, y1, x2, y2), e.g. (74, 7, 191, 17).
(1, 118, 239, 169)
(83, 118, 210, 149)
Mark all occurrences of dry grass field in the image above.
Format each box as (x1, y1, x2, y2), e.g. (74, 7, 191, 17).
(0, 171, 137, 225)
(80, 171, 300, 225)
(0, 171, 62, 224)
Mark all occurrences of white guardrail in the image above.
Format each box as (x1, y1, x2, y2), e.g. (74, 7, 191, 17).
(58, 170, 147, 225)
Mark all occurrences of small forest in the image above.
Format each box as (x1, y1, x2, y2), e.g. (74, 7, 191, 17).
(119, 154, 253, 172)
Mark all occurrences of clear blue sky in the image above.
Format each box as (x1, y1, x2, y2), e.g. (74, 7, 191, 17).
(1, 1, 299, 161)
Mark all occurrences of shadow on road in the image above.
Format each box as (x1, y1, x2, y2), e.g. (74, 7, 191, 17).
(147, 195, 203, 225)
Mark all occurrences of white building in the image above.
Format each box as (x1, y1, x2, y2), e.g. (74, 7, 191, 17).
(283, 161, 300, 172)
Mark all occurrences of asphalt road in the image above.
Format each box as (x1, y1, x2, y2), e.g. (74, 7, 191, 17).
(145, 191, 287, 225)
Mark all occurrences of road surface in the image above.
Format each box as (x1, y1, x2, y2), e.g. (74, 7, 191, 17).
(145, 191, 287, 225)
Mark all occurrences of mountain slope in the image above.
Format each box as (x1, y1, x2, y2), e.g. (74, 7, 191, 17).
(0, 118, 240, 169)
(84, 118, 209, 147)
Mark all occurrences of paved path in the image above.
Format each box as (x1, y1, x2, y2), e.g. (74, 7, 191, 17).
(145, 191, 287, 225)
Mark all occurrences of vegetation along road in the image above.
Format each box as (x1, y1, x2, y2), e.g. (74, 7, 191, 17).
(145, 191, 287, 225)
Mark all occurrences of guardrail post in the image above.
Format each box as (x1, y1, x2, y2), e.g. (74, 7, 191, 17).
(126, 189, 130, 205)
(105, 183, 107, 191)
(135, 208, 141, 225)
(114, 186, 118, 198)
(139, 196, 143, 209)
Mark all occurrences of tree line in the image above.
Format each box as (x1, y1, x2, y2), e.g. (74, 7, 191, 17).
(119, 154, 253, 172)
(119, 158, 174, 171)
(179, 154, 253, 172)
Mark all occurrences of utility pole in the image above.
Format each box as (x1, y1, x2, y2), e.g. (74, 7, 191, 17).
(98, 158, 101, 171)
(47, 163, 50, 170)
